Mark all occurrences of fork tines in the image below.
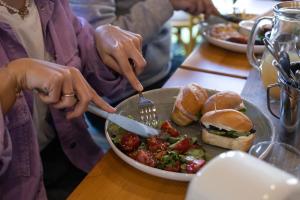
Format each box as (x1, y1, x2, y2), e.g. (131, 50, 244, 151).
(138, 93, 158, 127)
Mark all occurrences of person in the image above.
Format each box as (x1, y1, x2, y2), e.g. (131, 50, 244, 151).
(0, 0, 147, 199)
(70, 0, 219, 102)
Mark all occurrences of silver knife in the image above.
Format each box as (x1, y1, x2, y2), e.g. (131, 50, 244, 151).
(87, 103, 160, 137)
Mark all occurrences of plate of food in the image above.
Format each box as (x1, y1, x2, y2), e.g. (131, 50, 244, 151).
(105, 84, 275, 181)
(220, 13, 257, 23)
(202, 23, 266, 53)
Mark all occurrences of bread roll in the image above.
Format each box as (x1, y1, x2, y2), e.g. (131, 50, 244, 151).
(201, 109, 253, 132)
(171, 83, 208, 126)
(202, 129, 255, 151)
(200, 109, 255, 152)
(202, 91, 245, 114)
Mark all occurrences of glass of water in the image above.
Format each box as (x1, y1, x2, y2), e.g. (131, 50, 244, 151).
(249, 141, 300, 178)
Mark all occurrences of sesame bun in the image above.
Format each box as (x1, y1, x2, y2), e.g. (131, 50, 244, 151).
(171, 83, 208, 126)
(202, 91, 245, 114)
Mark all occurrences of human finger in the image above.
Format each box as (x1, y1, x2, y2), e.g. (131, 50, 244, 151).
(123, 30, 143, 52)
(91, 89, 116, 113)
(101, 54, 122, 74)
(202, 0, 219, 16)
(112, 49, 143, 91)
(38, 73, 64, 104)
(127, 48, 146, 75)
(52, 69, 77, 109)
(66, 69, 92, 119)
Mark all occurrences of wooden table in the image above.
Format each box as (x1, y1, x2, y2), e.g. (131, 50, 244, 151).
(182, 40, 251, 79)
(163, 68, 246, 93)
(69, 1, 279, 199)
(68, 151, 187, 200)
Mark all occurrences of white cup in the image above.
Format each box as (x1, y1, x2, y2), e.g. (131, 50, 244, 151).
(186, 151, 300, 200)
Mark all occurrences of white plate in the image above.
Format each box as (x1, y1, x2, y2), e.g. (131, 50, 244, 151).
(186, 151, 300, 200)
(105, 88, 275, 181)
(202, 29, 264, 54)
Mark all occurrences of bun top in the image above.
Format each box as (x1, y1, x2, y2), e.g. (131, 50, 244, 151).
(175, 83, 208, 118)
(202, 91, 244, 114)
(200, 109, 253, 132)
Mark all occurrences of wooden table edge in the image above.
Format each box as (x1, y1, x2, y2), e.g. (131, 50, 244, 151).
(180, 65, 248, 79)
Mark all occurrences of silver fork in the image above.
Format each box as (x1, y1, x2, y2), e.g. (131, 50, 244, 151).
(137, 91, 158, 127)
(129, 59, 158, 127)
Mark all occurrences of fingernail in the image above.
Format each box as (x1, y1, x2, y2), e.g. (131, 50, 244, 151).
(137, 83, 143, 91)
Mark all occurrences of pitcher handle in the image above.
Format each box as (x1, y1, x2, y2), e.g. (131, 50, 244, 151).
(267, 83, 280, 119)
(247, 16, 273, 71)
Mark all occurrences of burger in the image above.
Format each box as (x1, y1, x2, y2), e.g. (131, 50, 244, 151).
(200, 109, 255, 151)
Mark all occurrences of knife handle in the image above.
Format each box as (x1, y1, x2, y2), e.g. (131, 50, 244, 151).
(87, 103, 109, 119)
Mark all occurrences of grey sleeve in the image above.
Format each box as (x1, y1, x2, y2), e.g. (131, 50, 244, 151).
(70, 0, 174, 44)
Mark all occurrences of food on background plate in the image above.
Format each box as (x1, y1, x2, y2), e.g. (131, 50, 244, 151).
(171, 83, 208, 126)
(221, 13, 257, 23)
(200, 109, 256, 151)
(209, 23, 248, 44)
(208, 23, 270, 45)
(110, 120, 207, 174)
(202, 91, 246, 114)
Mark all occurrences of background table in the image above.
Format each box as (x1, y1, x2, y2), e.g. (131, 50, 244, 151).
(163, 68, 246, 93)
(182, 40, 251, 79)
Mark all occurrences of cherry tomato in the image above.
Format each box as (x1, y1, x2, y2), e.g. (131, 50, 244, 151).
(120, 133, 141, 152)
(147, 136, 169, 152)
(186, 159, 206, 173)
(172, 138, 191, 153)
(135, 149, 156, 167)
(161, 121, 180, 137)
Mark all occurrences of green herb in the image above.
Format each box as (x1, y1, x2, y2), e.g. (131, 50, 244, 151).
(169, 138, 183, 149)
(209, 129, 251, 138)
(167, 136, 181, 144)
(138, 142, 147, 150)
(239, 107, 247, 113)
(111, 133, 124, 144)
(107, 123, 126, 135)
(157, 120, 165, 129)
(159, 151, 180, 167)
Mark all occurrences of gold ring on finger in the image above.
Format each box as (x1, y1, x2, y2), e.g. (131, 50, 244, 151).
(62, 93, 75, 97)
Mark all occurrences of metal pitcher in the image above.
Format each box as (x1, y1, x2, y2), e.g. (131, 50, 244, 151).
(267, 73, 300, 149)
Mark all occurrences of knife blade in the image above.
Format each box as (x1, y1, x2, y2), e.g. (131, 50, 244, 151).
(87, 103, 160, 137)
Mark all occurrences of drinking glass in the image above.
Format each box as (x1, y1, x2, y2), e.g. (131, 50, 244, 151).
(249, 141, 300, 178)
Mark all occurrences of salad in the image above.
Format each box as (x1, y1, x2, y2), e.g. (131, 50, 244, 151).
(109, 120, 207, 174)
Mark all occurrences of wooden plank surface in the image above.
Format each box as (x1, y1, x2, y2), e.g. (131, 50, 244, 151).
(163, 68, 246, 94)
(68, 151, 188, 200)
(181, 40, 252, 79)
